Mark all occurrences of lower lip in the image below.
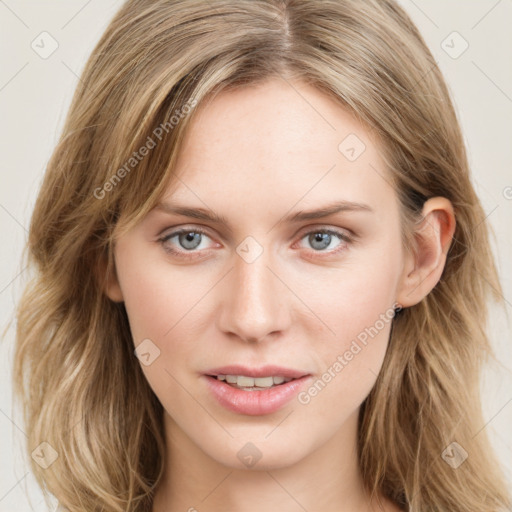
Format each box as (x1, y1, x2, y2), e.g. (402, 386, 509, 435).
(203, 375, 312, 416)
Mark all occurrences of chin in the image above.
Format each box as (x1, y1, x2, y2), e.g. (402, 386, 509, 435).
(201, 435, 312, 471)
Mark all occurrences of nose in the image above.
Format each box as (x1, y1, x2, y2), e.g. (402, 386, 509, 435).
(217, 246, 290, 343)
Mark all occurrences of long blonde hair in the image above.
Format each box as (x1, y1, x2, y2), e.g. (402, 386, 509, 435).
(11, 0, 510, 510)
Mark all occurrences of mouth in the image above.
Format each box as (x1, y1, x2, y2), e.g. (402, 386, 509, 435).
(205, 374, 299, 391)
(202, 370, 313, 415)
(203, 365, 311, 392)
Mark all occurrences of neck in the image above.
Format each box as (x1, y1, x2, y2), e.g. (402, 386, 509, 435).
(151, 409, 392, 512)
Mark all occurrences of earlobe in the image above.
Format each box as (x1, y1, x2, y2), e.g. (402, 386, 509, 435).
(396, 197, 456, 308)
(104, 267, 124, 302)
(96, 253, 124, 302)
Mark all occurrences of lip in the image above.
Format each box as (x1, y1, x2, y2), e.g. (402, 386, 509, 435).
(202, 373, 312, 416)
(203, 364, 310, 379)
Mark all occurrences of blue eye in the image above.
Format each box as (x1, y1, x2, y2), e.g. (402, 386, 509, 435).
(159, 228, 212, 258)
(158, 227, 353, 260)
(170, 231, 203, 250)
(298, 229, 352, 254)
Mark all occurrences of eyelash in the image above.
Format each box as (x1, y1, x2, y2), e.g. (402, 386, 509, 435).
(157, 226, 353, 261)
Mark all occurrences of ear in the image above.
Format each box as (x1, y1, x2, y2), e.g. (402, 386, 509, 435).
(396, 197, 456, 308)
(95, 249, 124, 303)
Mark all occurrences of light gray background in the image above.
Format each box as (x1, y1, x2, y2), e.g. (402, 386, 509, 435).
(1, 1, 511, 510)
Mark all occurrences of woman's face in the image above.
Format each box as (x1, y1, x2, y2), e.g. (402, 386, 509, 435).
(108, 79, 415, 470)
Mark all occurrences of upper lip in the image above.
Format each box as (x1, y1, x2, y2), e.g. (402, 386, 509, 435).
(204, 365, 310, 379)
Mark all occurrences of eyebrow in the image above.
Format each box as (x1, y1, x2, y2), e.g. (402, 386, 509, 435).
(154, 199, 374, 229)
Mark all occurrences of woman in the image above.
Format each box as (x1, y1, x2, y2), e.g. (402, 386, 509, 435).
(12, 0, 511, 510)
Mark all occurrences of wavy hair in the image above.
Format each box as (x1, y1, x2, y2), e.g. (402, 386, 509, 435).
(11, 0, 510, 510)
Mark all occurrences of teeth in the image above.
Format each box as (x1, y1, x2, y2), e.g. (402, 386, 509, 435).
(216, 375, 294, 388)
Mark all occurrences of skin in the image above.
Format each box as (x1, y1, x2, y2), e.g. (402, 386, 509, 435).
(104, 78, 456, 511)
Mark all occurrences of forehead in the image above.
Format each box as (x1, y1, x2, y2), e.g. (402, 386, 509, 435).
(164, 79, 397, 217)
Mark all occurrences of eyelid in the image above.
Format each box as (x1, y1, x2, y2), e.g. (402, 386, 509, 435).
(158, 224, 353, 243)
(159, 226, 218, 247)
(294, 223, 355, 239)
(157, 223, 212, 238)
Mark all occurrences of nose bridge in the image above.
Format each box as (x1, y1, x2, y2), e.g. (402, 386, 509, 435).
(219, 242, 287, 343)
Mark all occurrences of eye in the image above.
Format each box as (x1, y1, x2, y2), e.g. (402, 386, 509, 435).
(295, 228, 353, 255)
(158, 226, 354, 261)
(158, 227, 215, 260)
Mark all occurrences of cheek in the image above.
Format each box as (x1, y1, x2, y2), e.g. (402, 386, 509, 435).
(114, 246, 211, 406)
(300, 237, 401, 344)
(293, 239, 401, 404)
(115, 242, 208, 343)
(296, 269, 397, 423)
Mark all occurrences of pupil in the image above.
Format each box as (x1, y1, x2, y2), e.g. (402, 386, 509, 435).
(311, 232, 330, 250)
(180, 232, 201, 249)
